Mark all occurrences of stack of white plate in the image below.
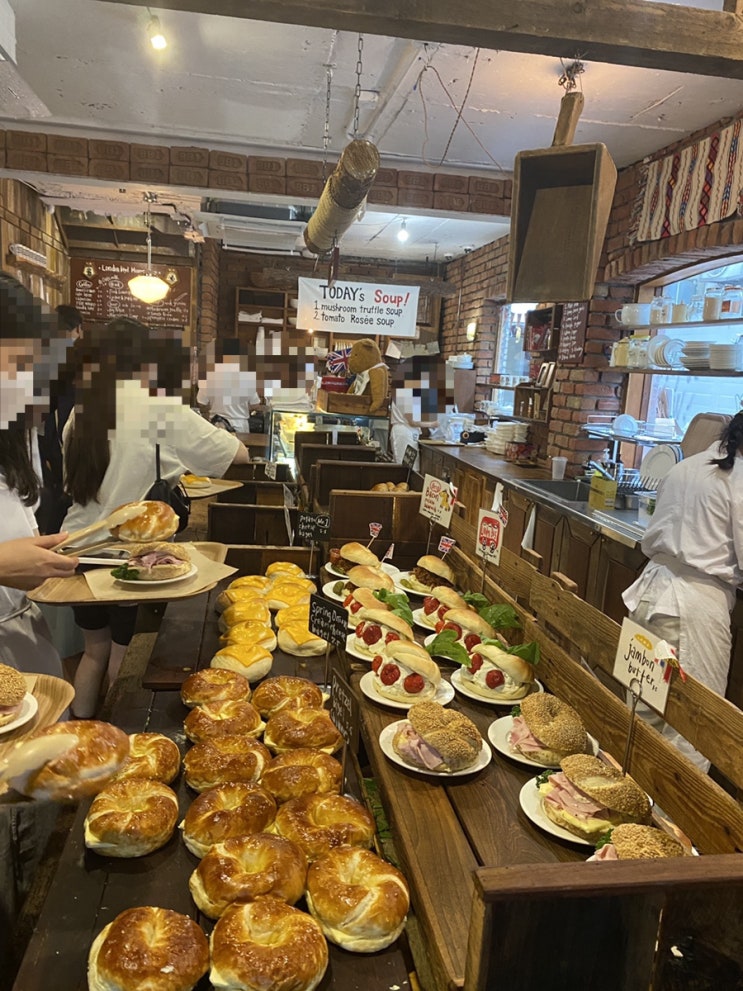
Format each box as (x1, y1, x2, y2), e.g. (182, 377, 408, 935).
(647, 335, 684, 369)
(709, 343, 743, 370)
(512, 423, 529, 443)
(639, 444, 683, 489)
(679, 341, 710, 370)
(486, 422, 515, 454)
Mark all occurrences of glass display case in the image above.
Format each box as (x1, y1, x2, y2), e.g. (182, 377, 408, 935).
(268, 407, 390, 468)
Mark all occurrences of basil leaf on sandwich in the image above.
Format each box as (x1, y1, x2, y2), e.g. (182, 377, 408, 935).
(481, 638, 540, 666)
(479, 603, 521, 631)
(425, 629, 470, 666)
(594, 829, 614, 850)
(510, 704, 522, 718)
(535, 768, 553, 788)
(463, 592, 489, 610)
(110, 565, 140, 580)
(373, 588, 414, 627)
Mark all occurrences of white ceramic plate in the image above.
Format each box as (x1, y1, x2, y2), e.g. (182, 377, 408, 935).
(345, 633, 378, 663)
(412, 607, 437, 632)
(359, 671, 455, 710)
(611, 413, 638, 436)
(379, 719, 492, 776)
(393, 572, 428, 597)
(639, 444, 680, 486)
(113, 563, 198, 588)
(0, 693, 39, 736)
(322, 580, 347, 603)
(450, 668, 543, 705)
(487, 715, 599, 770)
(518, 778, 593, 846)
(325, 561, 400, 580)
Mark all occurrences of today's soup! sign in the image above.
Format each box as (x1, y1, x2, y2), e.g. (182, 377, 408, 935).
(297, 278, 420, 338)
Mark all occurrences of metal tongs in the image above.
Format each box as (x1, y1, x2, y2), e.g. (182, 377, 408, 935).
(54, 503, 148, 556)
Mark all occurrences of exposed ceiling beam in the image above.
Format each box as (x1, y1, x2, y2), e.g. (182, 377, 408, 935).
(98, 0, 743, 79)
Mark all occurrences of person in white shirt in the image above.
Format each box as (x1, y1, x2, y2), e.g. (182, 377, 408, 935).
(63, 319, 250, 717)
(623, 416, 743, 770)
(198, 338, 260, 433)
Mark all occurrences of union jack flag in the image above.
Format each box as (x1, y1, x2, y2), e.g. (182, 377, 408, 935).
(326, 347, 353, 376)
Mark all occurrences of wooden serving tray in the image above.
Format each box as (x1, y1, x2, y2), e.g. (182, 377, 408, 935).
(182, 478, 244, 499)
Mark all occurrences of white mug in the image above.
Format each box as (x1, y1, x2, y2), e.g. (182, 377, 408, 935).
(615, 303, 652, 325)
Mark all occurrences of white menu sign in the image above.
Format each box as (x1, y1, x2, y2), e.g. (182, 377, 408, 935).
(612, 618, 672, 715)
(297, 277, 420, 338)
(419, 475, 456, 528)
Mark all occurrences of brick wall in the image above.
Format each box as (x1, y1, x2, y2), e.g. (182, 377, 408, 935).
(197, 238, 220, 347)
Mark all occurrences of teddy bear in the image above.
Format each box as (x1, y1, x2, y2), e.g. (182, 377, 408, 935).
(347, 338, 390, 414)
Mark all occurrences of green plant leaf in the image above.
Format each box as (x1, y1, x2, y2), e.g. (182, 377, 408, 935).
(480, 603, 521, 630)
(594, 829, 615, 850)
(374, 589, 414, 627)
(463, 592, 489, 610)
(426, 629, 470, 666)
(110, 565, 140, 581)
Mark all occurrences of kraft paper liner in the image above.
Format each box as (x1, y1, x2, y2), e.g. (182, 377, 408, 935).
(182, 478, 244, 499)
(83, 546, 236, 602)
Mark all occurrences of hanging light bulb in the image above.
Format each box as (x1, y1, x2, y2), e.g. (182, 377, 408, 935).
(129, 209, 170, 304)
(148, 15, 167, 50)
(397, 219, 409, 243)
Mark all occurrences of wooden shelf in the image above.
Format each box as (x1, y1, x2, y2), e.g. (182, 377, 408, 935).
(609, 366, 743, 376)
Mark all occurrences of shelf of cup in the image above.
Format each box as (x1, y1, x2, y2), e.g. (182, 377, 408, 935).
(617, 317, 743, 333)
(581, 427, 684, 447)
(609, 366, 743, 376)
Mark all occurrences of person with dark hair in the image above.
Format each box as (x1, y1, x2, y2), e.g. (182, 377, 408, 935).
(622, 412, 743, 770)
(62, 318, 250, 717)
(55, 303, 83, 341)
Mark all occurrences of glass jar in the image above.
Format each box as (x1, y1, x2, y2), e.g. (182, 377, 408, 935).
(610, 338, 630, 367)
(722, 286, 743, 318)
(627, 335, 650, 368)
(703, 285, 723, 321)
(649, 295, 672, 325)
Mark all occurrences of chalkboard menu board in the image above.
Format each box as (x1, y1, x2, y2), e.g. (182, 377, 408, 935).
(297, 513, 331, 543)
(329, 667, 359, 753)
(309, 593, 348, 648)
(70, 257, 193, 328)
(557, 301, 589, 363)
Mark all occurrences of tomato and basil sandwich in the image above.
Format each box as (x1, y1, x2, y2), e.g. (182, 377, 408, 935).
(351, 608, 414, 659)
(370, 640, 441, 702)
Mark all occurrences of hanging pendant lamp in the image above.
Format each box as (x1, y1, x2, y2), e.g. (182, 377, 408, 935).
(129, 211, 169, 304)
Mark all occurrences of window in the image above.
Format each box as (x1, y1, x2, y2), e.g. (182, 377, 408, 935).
(490, 303, 532, 414)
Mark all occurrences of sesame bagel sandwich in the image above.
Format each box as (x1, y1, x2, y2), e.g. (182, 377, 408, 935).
(509, 693, 590, 766)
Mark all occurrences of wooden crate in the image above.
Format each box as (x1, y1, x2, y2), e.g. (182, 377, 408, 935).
(312, 460, 418, 510)
(328, 489, 429, 550)
(208, 503, 296, 545)
(216, 480, 292, 506)
(297, 444, 376, 490)
(316, 390, 390, 415)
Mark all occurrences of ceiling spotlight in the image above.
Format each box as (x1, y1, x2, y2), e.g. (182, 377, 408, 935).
(397, 219, 409, 243)
(148, 15, 167, 50)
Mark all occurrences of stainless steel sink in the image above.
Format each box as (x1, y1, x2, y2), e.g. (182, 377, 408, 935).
(519, 479, 593, 502)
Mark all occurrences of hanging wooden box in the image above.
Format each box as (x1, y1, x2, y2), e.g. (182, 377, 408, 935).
(507, 143, 617, 303)
(317, 390, 390, 415)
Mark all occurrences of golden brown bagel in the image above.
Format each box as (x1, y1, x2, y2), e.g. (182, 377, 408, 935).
(263, 709, 342, 755)
(111, 732, 180, 784)
(306, 847, 410, 952)
(209, 899, 328, 991)
(181, 782, 277, 858)
(189, 833, 307, 918)
(180, 668, 251, 708)
(0, 663, 26, 727)
(184, 700, 265, 743)
(109, 500, 179, 542)
(88, 906, 208, 991)
(260, 749, 342, 805)
(274, 793, 375, 862)
(251, 676, 324, 718)
(183, 736, 271, 793)
(84, 776, 179, 857)
(20, 720, 130, 801)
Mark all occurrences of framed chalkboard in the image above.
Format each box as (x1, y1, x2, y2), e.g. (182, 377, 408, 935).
(558, 301, 589, 363)
(297, 513, 331, 543)
(70, 257, 193, 328)
(309, 593, 347, 648)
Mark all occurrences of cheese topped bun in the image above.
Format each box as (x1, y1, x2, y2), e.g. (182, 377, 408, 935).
(352, 608, 414, 659)
(215, 586, 266, 613)
(182, 473, 210, 488)
(267, 580, 316, 611)
(109, 501, 179, 542)
(211, 644, 274, 682)
(0, 663, 27, 727)
(227, 575, 272, 592)
(218, 599, 272, 632)
(539, 754, 652, 843)
(123, 542, 191, 581)
(589, 823, 686, 862)
(275, 604, 311, 629)
(265, 561, 305, 579)
(345, 565, 394, 593)
(509, 693, 590, 766)
(462, 642, 535, 701)
(277, 624, 328, 657)
(392, 701, 481, 772)
(371, 641, 441, 703)
(219, 621, 277, 651)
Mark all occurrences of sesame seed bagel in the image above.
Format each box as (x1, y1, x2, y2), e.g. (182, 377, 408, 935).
(515, 693, 590, 765)
(560, 754, 651, 821)
(394, 701, 482, 773)
(607, 823, 686, 860)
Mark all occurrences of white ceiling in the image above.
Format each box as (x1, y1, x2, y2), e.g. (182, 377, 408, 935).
(2, 0, 742, 260)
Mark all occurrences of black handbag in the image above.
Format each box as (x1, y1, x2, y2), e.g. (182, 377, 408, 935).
(145, 444, 191, 533)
